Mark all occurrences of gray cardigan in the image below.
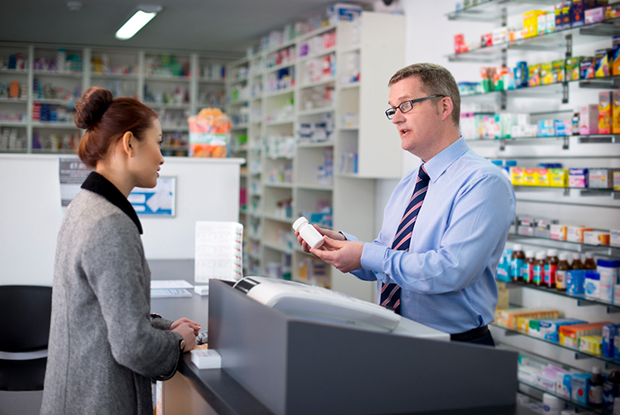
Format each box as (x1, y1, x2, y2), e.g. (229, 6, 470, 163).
(41, 175, 183, 415)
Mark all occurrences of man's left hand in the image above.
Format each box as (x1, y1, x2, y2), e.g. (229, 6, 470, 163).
(310, 237, 363, 273)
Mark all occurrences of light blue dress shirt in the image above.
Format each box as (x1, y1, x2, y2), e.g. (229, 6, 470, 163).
(343, 138, 515, 334)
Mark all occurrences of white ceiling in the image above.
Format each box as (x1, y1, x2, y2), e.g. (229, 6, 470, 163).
(0, 0, 379, 59)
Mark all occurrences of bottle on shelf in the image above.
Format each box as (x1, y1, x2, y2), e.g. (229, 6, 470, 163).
(533, 251, 546, 286)
(584, 252, 597, 271)
(571, 253, 584, 270)
(603, 370, 620, 411)
(511, 244, 525, 283)
(589, 367, 604, 407)
(545, 249, 558, 289)
(556, 253, 570, 292)
(523, 250, 535, 284)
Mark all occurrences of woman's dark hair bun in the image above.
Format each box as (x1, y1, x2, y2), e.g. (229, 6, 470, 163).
(75, 86, 114, 129)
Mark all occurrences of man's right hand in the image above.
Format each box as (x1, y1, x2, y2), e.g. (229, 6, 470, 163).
(295, 225, 346, 253)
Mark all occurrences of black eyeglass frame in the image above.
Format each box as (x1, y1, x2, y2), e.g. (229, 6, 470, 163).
(385, 95, 446, 120)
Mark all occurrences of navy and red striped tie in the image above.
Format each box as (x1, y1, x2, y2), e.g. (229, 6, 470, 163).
(380, 165, 430, 313)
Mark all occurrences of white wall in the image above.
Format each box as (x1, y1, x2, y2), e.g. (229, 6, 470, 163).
(0, 154, 242, 286)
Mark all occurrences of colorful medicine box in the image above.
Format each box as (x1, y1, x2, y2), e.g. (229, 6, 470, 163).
(510, 167, 524, 185)
(579, 335, 603, 356)
(589, 168, 613, 188)
(523, 168, 537, 186)
(603, 324, 618, 358)
(595, 49, 612, 77)
(580, 57, 595, 79)
(613, 91, 620, 133)
(569, 168, 588, 187)
(571, 373, 590, 404)
(613, 36, 620, 75)
(572, 0, 585, 27)
(567, 225, 593, 243)
(599, 91, 612, 134)
(552, 59, 565, 83)
(566, 57, 582, 80)
(535, 168, 549, 186)
(524, 10, 547, 37)
(585, 6, 605, 23)
(580, 104, 599, 134)
(614, 170, 620, 191)
(562, 1, 573, 29)
(539, 318, 588, 342)
(549, 169, 568, 187)
(528, 64, 541, 86)
(550, 224, 567, 240)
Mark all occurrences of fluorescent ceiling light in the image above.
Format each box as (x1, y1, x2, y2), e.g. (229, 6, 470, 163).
(115, 5, 162, 40)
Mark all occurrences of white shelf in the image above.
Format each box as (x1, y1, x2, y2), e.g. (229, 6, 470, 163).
(298, 46, 337, 63)
(264, 87, 295, 98)
(144, 75, 190, 82)
(296, 141, 334, 148)
(33, 70, 82, 78)
(298, 77, 336, 90)
(32, 122, 79, 129)
(91, 73, 139, 79)
(0, 98, 27, 103)
(298, 106, 335, 116)
(296, 183, 334, 191)
(263, 182, 293, 189)
(0, 121, 27, 127)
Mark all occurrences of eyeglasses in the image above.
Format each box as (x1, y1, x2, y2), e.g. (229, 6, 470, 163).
(385, 95, 446, 120)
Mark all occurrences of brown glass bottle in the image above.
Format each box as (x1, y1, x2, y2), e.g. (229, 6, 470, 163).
(584, 252, 597, 270)
(571, 253, 584, 270)
(555, 253, 570, 291)
(511, 244, 525, 283)
(545, 249, 559, 289)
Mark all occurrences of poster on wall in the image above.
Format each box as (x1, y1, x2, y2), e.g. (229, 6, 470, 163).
(129, 177, 176, 217)
(59, 157, 92, 207)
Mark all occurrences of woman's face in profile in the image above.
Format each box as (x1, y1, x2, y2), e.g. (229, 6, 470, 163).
(129, 118, 164, 189)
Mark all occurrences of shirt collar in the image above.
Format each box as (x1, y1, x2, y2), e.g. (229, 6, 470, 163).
(81, 171, 143, 234)
(421, 137, 469, 183)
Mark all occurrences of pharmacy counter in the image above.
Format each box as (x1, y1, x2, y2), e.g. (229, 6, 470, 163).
(150, 260, 538, 415)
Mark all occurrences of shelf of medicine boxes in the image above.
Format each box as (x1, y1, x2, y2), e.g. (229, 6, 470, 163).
(447, 17, 620, 63)
(499, 280, 620, 317)
(510, 185, 620, 200)
(517, 380, 611, 415)
(446, 0, 558, 22)
(460, 75, 620, 109)
(491, 323, 620, 369)
(507, 233, 620, 257)
(465, 134, 620, 152)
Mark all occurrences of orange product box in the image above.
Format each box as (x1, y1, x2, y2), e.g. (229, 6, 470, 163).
(559, 321, 613, 349)
(566, 226, 594, 243)
(510, 167, 524, 185)
(9, 81, 19, 98)
(613, 91, 620, 134)
(549, 168, 568, 187)
(599, 91, 612, 134)
(536, 168, 550, 186)
(523, 168, 537, 186)
(496, 308, 560, 330)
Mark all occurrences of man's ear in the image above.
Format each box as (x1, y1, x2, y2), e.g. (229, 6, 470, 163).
(441, 97, 454, 122)
(120, 131, 135, 157)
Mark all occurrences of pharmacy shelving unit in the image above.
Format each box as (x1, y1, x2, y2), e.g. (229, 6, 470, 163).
(0, 43, 232, 155)
(229, 12, 405, 301)
(445, 1, 620, 411)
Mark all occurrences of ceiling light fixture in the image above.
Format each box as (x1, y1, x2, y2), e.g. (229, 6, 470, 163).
(115, 5, 162, 40)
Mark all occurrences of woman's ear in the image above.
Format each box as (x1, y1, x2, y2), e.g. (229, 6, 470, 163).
(120, 131, 135, 157)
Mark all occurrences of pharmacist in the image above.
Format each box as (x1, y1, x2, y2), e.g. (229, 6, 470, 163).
(297, 63, 515, 346)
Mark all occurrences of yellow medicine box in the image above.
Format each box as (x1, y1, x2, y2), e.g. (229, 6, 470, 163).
(523, 10, 547, 38)
(510, 167, 524, 185)
(523, 168, 537, 186)
(536, 168, 549, 186)
(549, 168, 568, 187)
(613, 91, 620, 134)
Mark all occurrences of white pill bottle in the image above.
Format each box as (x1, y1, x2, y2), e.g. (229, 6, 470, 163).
(292, 217, 325, 249)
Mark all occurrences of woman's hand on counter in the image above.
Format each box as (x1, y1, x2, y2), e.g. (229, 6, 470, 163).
(173, 322, 197, 352)
(170, 317, 201, 336)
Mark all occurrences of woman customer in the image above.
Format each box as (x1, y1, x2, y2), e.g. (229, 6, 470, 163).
(41, 86, 198, 415)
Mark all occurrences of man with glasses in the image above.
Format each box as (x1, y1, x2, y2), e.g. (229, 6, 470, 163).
(296, 63, 515, 346)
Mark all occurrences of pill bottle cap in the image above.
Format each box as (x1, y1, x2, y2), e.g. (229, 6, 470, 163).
(559, 253, 569, 261)
(292, 217, 308, 232)
(572, 253, 581, 260)
(592, 366, 601, 374)
(547, 249, 558, 256)
(525, 251, 535, 258)
(585, 252, 594, 259)
(513, 244, 523, 251)
(536, 252, 546, 260)
(597, 258, 617, 268)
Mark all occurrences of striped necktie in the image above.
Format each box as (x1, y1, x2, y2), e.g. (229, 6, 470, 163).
(380, 165, 430, 313)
